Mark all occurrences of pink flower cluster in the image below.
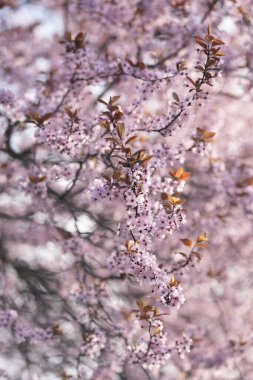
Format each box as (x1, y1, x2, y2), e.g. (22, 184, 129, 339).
(108, 242, 185, 310)
(0, 309, 57, 345)
(81, 329, 106, 359)
(0, 89, 14, 106)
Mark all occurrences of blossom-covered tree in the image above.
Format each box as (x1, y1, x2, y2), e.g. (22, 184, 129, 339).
(0, 1, 253, 379)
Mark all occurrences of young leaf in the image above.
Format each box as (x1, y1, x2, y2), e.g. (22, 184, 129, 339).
(125, 135, 137, 145)
(186, 76, 196, 87)
(212, 38, 225, 46)
(172, 92, 180, 102)
(97, 98, 108, 106)
(153, 327, 161, 336)
(117, 123, 125, 139)
(181, 239, 193, 248)
(195, 243, 209, 249)
(194, 38, 208, 49)
(110, 95, 121, 104)
(29, 175, 46, 184)
(196, 233, 208, 242)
